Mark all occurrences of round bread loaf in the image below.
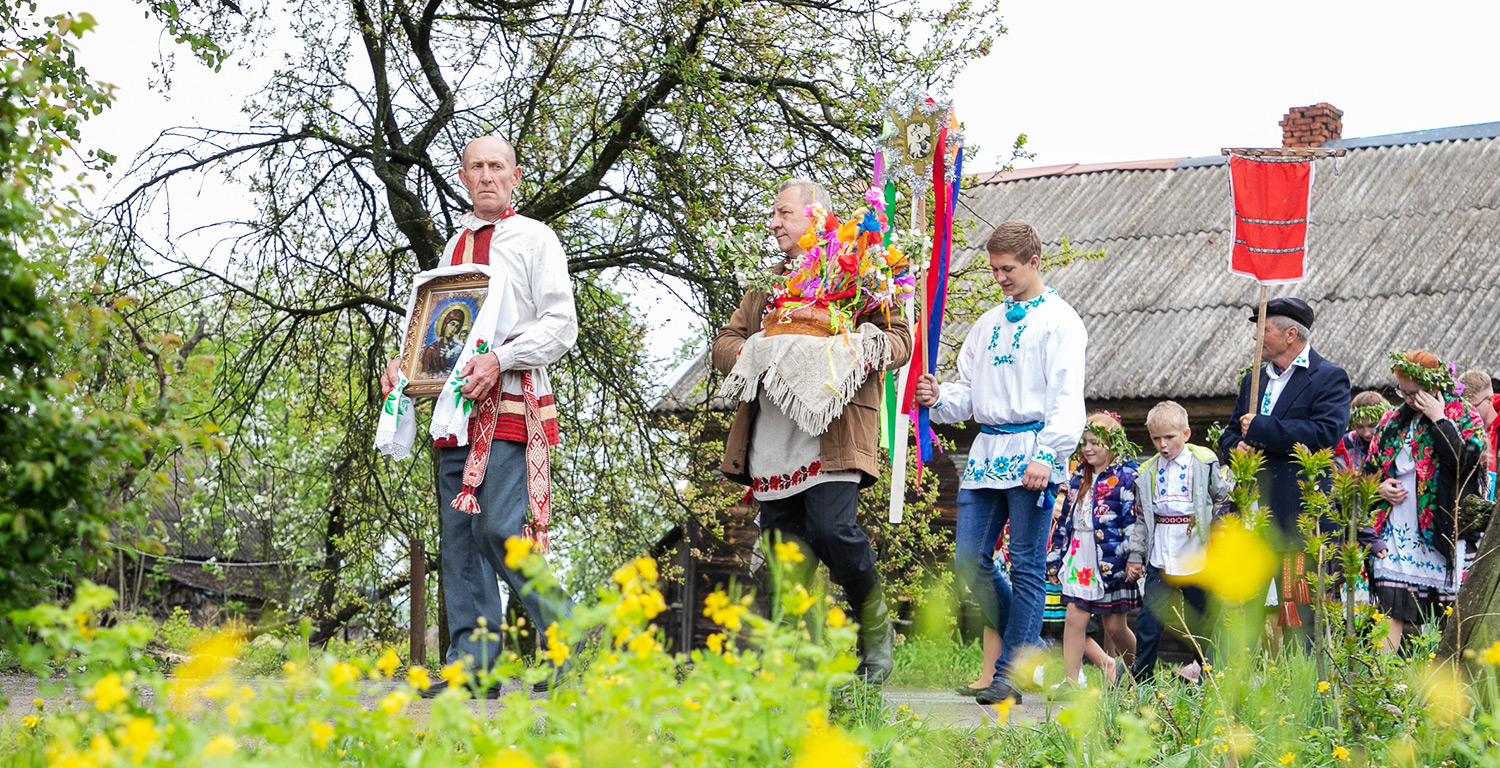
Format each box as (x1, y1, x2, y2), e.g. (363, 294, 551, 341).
(762, 305, 834, 337)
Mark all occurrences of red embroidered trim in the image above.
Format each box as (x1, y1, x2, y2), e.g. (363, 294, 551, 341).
(751, 460, 824, 494)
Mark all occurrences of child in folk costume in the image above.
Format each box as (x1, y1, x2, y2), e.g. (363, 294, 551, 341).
(1334, 390, 1393, 472)
(1366, 351, 1487, 651)
(1124, 401, 1230, 683)
(1047, 412, 1140, 687)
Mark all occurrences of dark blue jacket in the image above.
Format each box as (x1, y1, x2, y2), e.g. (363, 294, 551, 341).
(1217, 347, 1351, 540)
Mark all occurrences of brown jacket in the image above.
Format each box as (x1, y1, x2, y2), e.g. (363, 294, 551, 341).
(713, 290, 913, 487)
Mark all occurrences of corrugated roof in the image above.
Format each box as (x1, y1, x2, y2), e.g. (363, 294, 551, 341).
(656, 122, 1500, 412)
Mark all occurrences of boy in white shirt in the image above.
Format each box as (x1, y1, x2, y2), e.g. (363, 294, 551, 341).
(915, 221, 1087, 705)
(1123, 400, 1230, 683)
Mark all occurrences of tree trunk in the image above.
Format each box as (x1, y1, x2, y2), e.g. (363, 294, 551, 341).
(1440, 496, 1500, 657)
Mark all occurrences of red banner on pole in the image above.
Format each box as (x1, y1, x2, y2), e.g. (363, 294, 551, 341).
(1228, 155, 1313, 284)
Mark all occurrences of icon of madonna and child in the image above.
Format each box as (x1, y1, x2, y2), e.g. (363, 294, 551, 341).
(419, 296, 480, 377)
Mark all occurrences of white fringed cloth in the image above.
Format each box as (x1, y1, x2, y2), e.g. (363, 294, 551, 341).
(718, 323, 890, 437)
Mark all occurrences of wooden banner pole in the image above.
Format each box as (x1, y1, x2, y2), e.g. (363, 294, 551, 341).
(1248, 284, 1270, 414)
(889, 191, 927, 524)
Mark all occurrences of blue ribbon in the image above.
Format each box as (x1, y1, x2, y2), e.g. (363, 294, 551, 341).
(918, 146, 964, 463)
(978, 421, 1045, 435)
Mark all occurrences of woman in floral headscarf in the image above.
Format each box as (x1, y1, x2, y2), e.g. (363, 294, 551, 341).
(1365, 350, 1487, 651)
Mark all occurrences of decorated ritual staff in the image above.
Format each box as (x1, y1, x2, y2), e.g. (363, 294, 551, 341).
(377, 136, 577, 695)
(914, 220, 1088, 705)
(1366, 351, 1487, 651)
(714, 178, 913, 685)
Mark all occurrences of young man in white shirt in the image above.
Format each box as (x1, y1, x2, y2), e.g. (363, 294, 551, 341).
(915, 221, 1087, 704)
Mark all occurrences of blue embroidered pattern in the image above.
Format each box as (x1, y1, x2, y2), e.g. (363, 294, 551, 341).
(1011, 324, 1028, 350)
(992, 353, 1015, 366)
(963, 453, 1029, 483)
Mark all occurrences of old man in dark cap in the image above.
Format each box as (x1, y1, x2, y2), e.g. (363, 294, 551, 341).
(1218, 298, 1350, 628)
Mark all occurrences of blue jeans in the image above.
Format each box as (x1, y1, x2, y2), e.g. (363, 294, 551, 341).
(955, 485, 1049, 680)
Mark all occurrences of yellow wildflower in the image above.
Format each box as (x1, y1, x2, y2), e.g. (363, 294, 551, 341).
(544, 623, 570, 666)
(634, 557, 658, 582)
(706, 633, 725, 654)
(683, 697, 703, 711)
(827, 607, 847, 628)
(775, 540, 806, 563)
(483, 751, 540, 768)
(225, 701, 245, 725)
(628, 632, 660, 659)
(794, 725, 865, 768)
(440, 661, 469, 688)
(1183, 526, 1275, 604)
(116, 716, 161, 760)
(640, 590, 667, 620)
(203, 734, 237, 757)
(1371, 611, 1384, 622)
(704, 591, 730, 614)
(407, 666, 431, 691)
(1278, 752, 1295, 765)
(22, 714, 40, 729)
(544, 750, 574, 768)
(377, 690, 413, 716)
(1331, 745, 1350, 761)
(613, 562, 638, 589)
(1422, 663, 1469, 724)
(376, 647, 401, 678)
(330, 662, 360, 687)
(1482, 641, 1500, 666)
(1318, 680, 1330, 692)
(992, 697, 1016, 726)
(1444, 604, 1453, 616)
(792, 584, 817, 615)
(504, 536, 533, 569)
(310, 721, 336, 750)
(85, 672, 129, 712)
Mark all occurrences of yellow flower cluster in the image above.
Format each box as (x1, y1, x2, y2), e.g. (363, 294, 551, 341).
(505, 537, 533, 569)
(83, 673, 129, 713)
(544, 622, 571, 666)
(704, 591, 749, 631)
(168, 630, 244, 712)
(774, 541, 805, 564)
(612, 557, 667, 623)
(1482, 641, 1500, 666)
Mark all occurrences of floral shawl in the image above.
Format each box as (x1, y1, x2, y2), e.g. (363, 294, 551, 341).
(1365, 394, 1486, 545)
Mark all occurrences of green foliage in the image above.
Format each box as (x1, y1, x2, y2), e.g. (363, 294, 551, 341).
(889, 635, 983, 688)
(0, 5, 191, 645)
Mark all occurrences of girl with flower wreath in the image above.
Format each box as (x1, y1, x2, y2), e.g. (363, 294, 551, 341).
(1046, 412, 1141, 687)
(1365, 350, 1487, 651)
(1333, 390, 1393, 473)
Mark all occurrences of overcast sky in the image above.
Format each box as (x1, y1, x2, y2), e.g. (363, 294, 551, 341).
(70, 0, 1500, 362)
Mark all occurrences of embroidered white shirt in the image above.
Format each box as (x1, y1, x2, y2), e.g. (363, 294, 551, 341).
(444, 212, 578, 402)
(1260, 346, 1310, 416)
(929, 288, 1088, 490)
(1149, 449, 1200, 576)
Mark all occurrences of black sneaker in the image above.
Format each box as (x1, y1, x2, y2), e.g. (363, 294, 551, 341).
(416, 679, 449, 699)
(975, 678, 1023, 706)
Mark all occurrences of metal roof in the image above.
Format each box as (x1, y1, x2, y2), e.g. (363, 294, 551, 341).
(656, 122, 1500, 412)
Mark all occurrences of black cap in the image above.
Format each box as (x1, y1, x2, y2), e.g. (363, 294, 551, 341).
(1250, 297, 1315, 329)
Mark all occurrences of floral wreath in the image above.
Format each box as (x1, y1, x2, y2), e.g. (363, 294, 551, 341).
(1074, 414, 1140, 464)
(765, 189, 917, 334)
(1348, 404, 1391, 429)
(1388, 352, 1463, 396)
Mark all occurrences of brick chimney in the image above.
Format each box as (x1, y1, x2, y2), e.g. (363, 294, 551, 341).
(1280, 103, 1343, 148)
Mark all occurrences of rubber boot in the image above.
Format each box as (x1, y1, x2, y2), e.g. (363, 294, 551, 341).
(854, 591, 894, 685)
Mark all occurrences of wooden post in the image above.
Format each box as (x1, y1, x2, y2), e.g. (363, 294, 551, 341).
(409, 538, 427, 665)
(889, 192, 927, 524)
(1248, 284, 1269, 412)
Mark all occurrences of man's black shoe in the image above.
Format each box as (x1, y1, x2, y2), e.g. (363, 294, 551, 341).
(975, 678, 1023, 706)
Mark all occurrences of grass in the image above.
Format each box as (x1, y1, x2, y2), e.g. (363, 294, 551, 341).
(889, 634, 984, 688)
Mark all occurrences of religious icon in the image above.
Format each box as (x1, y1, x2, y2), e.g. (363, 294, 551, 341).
(906, 121, 933, 161)
(399, 272, 490, 397)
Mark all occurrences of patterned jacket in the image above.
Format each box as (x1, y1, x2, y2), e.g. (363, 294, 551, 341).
(1123, 444, 1231, 566)
(1047, 462, 1140, 593)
